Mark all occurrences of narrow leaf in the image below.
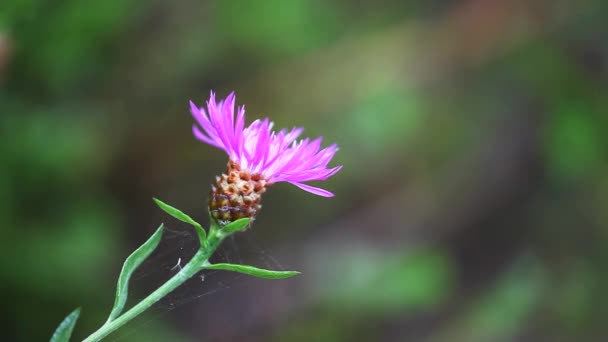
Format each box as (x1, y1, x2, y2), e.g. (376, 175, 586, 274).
(222, 218, 250, 234)
(50, 308, 80, 342)
(204, 263, 300, 279)
(107, 224, 164, 322)
(153, 198, 206, 241)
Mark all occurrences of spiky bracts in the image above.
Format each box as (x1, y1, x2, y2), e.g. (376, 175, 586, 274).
(209, 161, 268, 225)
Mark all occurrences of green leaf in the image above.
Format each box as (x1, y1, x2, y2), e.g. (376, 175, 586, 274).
(222, 218, 251, 234)
(204, 263, 300, 279)
(107, 224, 164, 322)
(153, 198, 206, 241)
(50, 308, 80, 342)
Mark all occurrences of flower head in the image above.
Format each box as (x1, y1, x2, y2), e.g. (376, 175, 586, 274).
(190, 91, 341, 223)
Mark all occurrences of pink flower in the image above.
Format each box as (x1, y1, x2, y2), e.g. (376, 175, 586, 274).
(190, 91, 341, 197)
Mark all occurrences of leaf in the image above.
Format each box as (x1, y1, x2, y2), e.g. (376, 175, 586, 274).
(50, 308, 80, 342)
(153, 198, 206, 241)
(222, 218, 250, 234)
(204, 263, 300, 279)
(107, 224, 164, 322)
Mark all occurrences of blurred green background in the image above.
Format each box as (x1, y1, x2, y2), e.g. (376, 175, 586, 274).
(1, 1, 607, 341)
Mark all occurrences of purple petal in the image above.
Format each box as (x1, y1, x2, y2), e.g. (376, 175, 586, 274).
(290, 182, 335, 197)
(189, 90, 340, 198)
(234, 105, 246, 155)
(192, 125, 222, 148)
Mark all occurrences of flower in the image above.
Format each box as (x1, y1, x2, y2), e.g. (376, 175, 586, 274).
(190, 91, 341, 223)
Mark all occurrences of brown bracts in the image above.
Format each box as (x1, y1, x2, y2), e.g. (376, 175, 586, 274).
(209, 160, 269, 225)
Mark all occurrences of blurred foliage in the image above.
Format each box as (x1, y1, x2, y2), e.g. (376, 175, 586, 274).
(320, 248, 453, 312)
(217, 0, 344, 59)
(1, 0, 608, 341)
(0, 110, 116, 339)
(445, 256, 545, 342)
(1, 0, 140, 95)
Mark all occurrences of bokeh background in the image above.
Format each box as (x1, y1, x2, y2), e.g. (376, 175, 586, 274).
(2, 1, 607, 341)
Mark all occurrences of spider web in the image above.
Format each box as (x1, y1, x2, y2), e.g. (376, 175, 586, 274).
(108, 223, 285, 341)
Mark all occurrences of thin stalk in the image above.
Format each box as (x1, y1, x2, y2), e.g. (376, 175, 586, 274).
(82, 231, 225, 342)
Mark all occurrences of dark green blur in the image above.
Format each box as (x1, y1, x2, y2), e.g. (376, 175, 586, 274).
(1, 1, 607, 341)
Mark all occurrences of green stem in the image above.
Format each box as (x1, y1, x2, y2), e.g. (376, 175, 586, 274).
(82, 230, 225, 342)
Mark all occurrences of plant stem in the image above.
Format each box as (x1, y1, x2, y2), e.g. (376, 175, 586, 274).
(82, 230, 225, 342)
